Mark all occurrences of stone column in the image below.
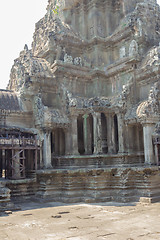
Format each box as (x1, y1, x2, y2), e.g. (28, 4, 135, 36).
(93, 4, 97, 37)
(117, 113, 125, 154)
(38, 130, 44, 169)
(143, 123, 155, 165)
(0, 150, 2, 178)
(93, 112, 102, 154)
(2, 150, 5, 178)
(154, 144, 159, 165)
(39, 147, 43, 169)
(80, 3, 87, 38)
(107, 113, 116, 154)
(71, 116, 79, 155)
(125, 124, 130, 154)
(59, 129, 64, 155)
(13, 150, 21, 179)
(104, 5, 109, 36)
(43, 130, 52, 168)
(83, 114, 92, 155)
(65, 128, 71, 155)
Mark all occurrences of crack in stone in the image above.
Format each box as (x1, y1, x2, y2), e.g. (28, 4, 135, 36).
(58, 211, 70, 214)
(97, 233, 116, 237)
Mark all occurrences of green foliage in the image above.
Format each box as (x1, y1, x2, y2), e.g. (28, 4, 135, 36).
(53, 5, 59, 15)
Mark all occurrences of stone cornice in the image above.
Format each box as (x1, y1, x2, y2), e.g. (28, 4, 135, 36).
(84, 26, 133, 47)
(46, 25, 134, 50)
(51, 60, 91, 80)
(136, 66, 160, 85)
(6, 111, 33, 117)
(51, 56, 139, 80)
(0, 109, 30, 115)
(66, 0, 117, 12)
(141, 117, 159, 125)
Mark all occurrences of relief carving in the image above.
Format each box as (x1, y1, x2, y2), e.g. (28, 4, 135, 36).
(74, 57, 82, 66)
(33, 92, 45, 126)
(64, 53, 73, 64)
(129, 40, 138, 57)
(137, 82, 160, 120)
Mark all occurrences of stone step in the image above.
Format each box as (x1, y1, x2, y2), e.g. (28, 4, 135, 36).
(53, 154, 145, 169)
(6, 179, 38, 202)
(0, 180, 15, 212)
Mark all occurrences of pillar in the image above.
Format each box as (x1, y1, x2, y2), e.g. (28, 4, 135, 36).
(83, 114, 92, 155)
(38, 130, 44, 169)
(143, 123, 155, 165)
(81, 3, 87, 38)
(27, 150, 32, 170)
(125, 124, 130, 153)
(107, 113, 116, 154)
(155, 144, 159, 165)
(71, 116, 79, 155)
(117, 113, 125, 153)
(0, 150, 2, 178)
(13, 150, 21, 179)
(65, 129, 71, 155)
(1, 150, 5, 178)
(43, 130, 52, 168)
(93, 3, 97, 37)
(105, 3, 109, 36)
(39, 147, 43, 168)
(92, 3, 99, 66)
(93, 112, 102, 154)
(59, 129, 65, 155)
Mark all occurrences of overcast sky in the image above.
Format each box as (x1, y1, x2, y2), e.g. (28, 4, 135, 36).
(0, 0, 160, 89)
(0, 0, 48, 89)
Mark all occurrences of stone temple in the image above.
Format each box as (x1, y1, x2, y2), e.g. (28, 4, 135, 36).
(0, 0, 160, 209)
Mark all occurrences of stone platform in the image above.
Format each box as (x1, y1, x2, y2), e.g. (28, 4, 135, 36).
(0, 155, 159, 207)
(35, 166, 160, 204)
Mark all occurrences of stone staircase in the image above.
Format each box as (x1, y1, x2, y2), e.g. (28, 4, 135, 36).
(0, 180, 15, 211)
(6, 178, 38, 203)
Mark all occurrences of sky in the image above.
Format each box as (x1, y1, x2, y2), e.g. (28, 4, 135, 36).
(0, 0, 160, 89)
(0, 0, 48, 89)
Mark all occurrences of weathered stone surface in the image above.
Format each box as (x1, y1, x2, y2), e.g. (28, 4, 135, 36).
(35, 166, 160, 203)
(0, 181, 15, 212)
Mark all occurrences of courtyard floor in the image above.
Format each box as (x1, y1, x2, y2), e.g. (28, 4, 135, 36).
(0, 202, 160, 240)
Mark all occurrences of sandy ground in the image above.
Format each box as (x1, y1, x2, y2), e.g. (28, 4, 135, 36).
(0, 202, 160, 240)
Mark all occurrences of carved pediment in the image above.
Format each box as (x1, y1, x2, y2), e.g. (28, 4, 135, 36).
(137, 82, 160, 121)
